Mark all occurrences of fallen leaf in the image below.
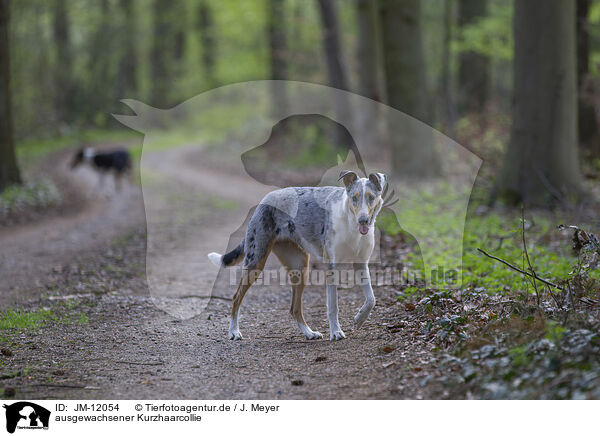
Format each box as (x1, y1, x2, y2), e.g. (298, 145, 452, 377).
(405, 302, 416, 311)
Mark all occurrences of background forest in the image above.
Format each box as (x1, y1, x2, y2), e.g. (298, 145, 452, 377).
(1, 0, 600, 400)
(3, 0, 600, 203)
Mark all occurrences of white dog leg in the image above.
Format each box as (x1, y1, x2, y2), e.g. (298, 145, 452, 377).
(229, 313, 242, 340)
(327, 277, 345, 340)
(354, 263, 376, 329)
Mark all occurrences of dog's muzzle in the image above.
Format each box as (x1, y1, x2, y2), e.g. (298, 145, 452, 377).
(358, 216, 370, 235)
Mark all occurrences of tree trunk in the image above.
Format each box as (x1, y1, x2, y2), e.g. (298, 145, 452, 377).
(441, 0, 456, 137)
(355, 0, 384, 150)
(379, 0, 439, 178)
(150, 0, 173, 107)
(316, 0, 353, 148)
(0, 0, 21, 191)
(197, 0, 216, 88)
(577, 0, 589, 84)
(497, 0, 582, 207)
(457, 0, 489, 114)
(576, 0, 600, 154)
(268, 0, 288, 116)
(316, 0, 349, 92)
(53, 0, 73, 125)
(356, 0, 382, 102)
(173, 3, 186, 63)
(88, 0, 112, 118)
(117, 0, 137, 98)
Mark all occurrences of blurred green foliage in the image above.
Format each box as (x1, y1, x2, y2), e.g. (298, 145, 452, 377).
(8, 0, 519, 146)
(379, 180, 597, 294)
(451, 0, 513, 61)
(16, 129, 139, 165)
(0, 178, 61, 218)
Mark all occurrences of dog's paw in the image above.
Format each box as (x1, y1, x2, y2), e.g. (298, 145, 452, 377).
(305, 330, 323, 340)
(354, 312, 369, 330)
(229, 330, 243, 340)
(330, 330, 346, 341)
(354, 300, 375, 329)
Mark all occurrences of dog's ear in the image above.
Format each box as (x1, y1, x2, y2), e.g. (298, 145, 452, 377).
(338, 170, 358, 188)
(368, 172, 386, 192)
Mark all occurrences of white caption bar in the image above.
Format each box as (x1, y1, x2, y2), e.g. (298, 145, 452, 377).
(0, 400, 594, 435)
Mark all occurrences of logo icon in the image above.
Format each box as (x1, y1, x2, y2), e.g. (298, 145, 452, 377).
(2, 402, 50, 434)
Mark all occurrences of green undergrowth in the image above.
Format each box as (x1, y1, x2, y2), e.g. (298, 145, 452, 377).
(461, 213, 583, 293)
(378, 181, 600, 398)
(0, 178, 61, 220)
(0, 308, 56, 330)
(377, 181, 469, 286)
(378, 180, 597, 294)
(0, 301, 90, 333)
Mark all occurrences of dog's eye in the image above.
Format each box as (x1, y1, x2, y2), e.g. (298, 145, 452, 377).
(352, 194, 360, 203)
(367, 194, 375, 203)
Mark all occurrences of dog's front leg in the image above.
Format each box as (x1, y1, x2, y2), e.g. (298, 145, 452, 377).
(353, 262, 376, 329)
(327, 264, 345, 341)
(92, 172, 108, 197)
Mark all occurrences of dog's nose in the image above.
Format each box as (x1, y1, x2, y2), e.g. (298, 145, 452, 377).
(358, 216, 369, 225)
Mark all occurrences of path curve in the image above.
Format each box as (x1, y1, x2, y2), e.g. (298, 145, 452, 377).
(0, 143, 440, 399)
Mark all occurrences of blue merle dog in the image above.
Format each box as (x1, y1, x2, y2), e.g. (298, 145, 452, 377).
(208, 170, 387, 341)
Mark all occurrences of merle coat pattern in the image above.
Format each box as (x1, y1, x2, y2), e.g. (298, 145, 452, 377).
(209, 171, 386, 341)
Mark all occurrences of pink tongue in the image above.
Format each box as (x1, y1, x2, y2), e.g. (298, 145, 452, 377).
(358, 224, 370, 235)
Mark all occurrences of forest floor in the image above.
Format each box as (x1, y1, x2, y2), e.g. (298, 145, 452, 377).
(2, 142, 600, 400)
(0, 144, 448, 399)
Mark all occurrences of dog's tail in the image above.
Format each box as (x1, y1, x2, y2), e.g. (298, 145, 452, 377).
(208, 242, 244, 267)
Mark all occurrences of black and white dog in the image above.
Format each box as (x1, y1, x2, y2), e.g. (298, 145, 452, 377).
(71, 147, 132, 192)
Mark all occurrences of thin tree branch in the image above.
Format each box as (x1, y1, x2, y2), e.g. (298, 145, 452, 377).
(521, 206, 540, 304)
(477, 248, 566, 292)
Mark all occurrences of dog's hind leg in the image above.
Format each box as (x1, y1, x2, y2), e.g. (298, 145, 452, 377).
(229, 247, 270, 340)
(229, 203, 279, 340)
(114, 172, 123, 192)
(273, 241, 322, 340)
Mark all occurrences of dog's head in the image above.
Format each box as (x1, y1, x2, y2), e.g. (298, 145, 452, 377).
(71, 148, 85, 169)
(339, 170, 386, 235)
(71, 147, 95, 169)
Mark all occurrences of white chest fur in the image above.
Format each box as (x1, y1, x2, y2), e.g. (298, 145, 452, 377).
(329, 194, 375, 264)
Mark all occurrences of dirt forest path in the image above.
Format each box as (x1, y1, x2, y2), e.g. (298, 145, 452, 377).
(0, 148, 145, 304)
(0, 144, 443, 400)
